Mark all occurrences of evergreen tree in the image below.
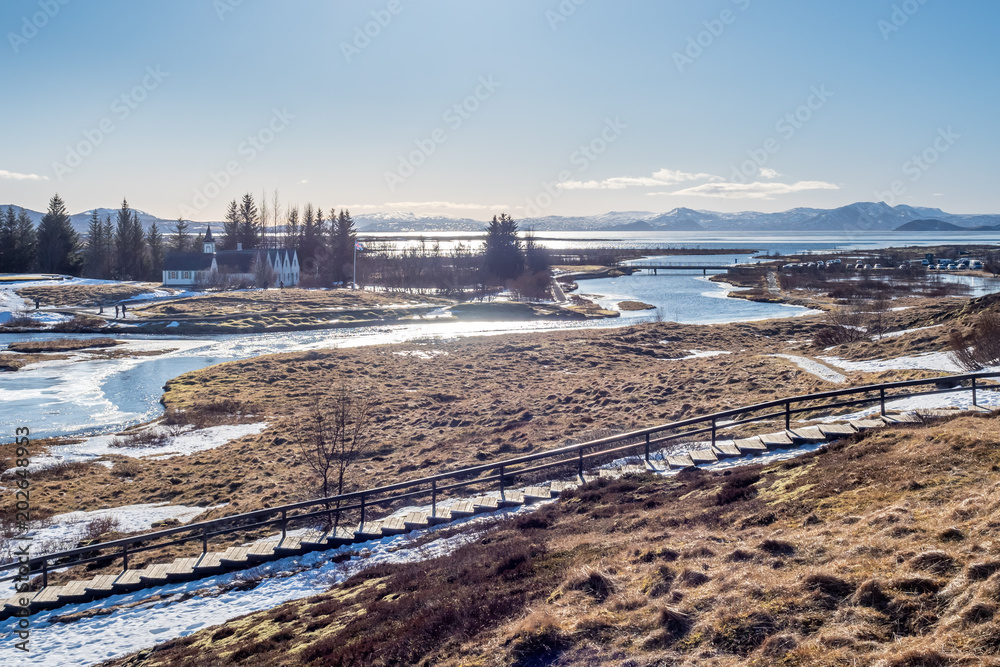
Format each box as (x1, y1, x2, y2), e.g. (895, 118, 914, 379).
(13, 208, 37, 273)
(237, 193, 260, 249)
(84, 210, 110, 278)
(171, 218, 190, 252)
(299, 203, 322, 270)
(0, 207, 17, 273)
(145, 222, 165, 281)
(331, 209, 357, 285)
(113, 199, 145, 280)
(482, 213, 523, 285)
(35, 194, 80, 274)
(222, 199, 240, 250)
(283, 206, 300, 250)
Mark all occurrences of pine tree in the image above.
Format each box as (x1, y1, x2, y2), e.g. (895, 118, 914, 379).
(13, 209, 37, 273)
(483, 213, 524, 285)
(300, 203, 322, 270)
(35, 194, 80, 274)
(145, 222, 165, 281)
(0, 207, 16, 273)
(237, 193, 260, 249)
(332, 209, 357, 285)
(222, 199, 240, 251)
(284, 206, 300, 250)
(114, 199, 146, 280)
(171, 218, 190, 252)
(84, 210, 108, 278)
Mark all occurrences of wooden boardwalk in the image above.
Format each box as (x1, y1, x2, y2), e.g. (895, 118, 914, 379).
(2, 405, 990, 620)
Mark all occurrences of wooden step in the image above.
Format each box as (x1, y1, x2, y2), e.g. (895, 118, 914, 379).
(786, 426, 827, 443)
(31, 585, 68, 609)
(915, 408, 961, 419)
(712, 441, 742, 458)
(666, 454, 695, 470)
(883, 412, 922, 424)
(326, 526, 357, 547)
(598, 469, 623, 479)
(84, 574, 119, 595)
(165, 558, 199, 581)
(447, 500, 476, 518)
(192, 551, 225, 574)
(2, 593, 34, 616)
(274, 536, 305, 556)
(402, 511, 430, 530)
(734, 437, 767, 454)
(298, 530, 329, 550)
(618, 464, 648, 476)
(689, 449, 718, 464)
(380, 516, 408, 536)
(246, 541, 279, 562)
(111, 569, 145, 593)
(426, 508, 453, 525)
(818, 423, 856, 438)
(549, 481, 579, 496)
(849, 418, 885, 430)
(56, 579, 93, 604)
(354, 521, 384, 541)
(758, 431, 794, 448)
(218, 546, 251, 567)
(523, 486, 552, 502)
(471, 496, 499, 513)
(138, 563, 171, 585)
(499, 491, 525, 508)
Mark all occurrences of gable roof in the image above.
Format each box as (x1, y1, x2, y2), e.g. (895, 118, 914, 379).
(163, 252, 214, 271)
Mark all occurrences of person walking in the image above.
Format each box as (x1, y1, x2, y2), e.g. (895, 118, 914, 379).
(115, 304, 120, 319)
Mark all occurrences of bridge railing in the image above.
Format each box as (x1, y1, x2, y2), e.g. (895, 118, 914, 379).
(3, 371, 998, 587)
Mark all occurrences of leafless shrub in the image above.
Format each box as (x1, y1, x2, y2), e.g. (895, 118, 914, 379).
(949, 311, 1000, 370)
(111, 459, 142, 478)
(82, 516, 120, 541)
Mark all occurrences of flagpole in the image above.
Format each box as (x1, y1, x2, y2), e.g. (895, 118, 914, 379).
(353, 242, 357, 290)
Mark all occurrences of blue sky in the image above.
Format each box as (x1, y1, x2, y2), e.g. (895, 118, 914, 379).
(0, 0, 997, 221)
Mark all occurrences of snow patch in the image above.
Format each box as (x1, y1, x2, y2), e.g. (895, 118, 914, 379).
(819, 351, 965, 374)
(772, 354, 847, 384)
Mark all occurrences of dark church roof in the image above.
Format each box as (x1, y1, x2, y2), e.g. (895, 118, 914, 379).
(163, 252, 214, 271)
(203, 226, 214, 242)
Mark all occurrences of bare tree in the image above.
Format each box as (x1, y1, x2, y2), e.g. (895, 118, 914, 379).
(298, 383, 377, 528)
(949, 312, 1000, 370)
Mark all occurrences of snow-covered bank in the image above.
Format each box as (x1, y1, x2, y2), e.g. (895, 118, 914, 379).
(819, 351, 966, 374)
(772, 354, 847, 384)
(10, 422, 269, 473)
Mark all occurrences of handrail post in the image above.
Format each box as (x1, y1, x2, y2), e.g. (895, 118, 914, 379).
(431, 480, 437, 518)
(578, 448, 584, 482)
(785, 401, 791, 430)
(280, 509, 287, 539)
(499, 465, 506, 500)
(360, 495, 366, 530)
(122, 544, 128, 572)
(202, 526, 208, 553)
(711, 418, 717, 447)
(41, 559, 48, 588)
(973, 377, 978, 407)
(880, 388, 886, 416)
(644, 433, 650, 463)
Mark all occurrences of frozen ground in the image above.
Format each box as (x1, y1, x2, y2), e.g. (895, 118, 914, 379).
(819, 351, 966, 373)
(0, 505, 538, 667)
(11, 422, 270, 473)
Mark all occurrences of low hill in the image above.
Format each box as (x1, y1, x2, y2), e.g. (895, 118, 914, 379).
(114, 410, 1000, 666)
(895, 219, 967, 232)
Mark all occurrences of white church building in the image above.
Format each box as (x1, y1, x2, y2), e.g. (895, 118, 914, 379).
(162, 226, 300, 287)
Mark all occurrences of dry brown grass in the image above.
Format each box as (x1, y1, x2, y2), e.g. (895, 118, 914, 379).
(6, 337, 117, 353)
(17, 283, 159, 307)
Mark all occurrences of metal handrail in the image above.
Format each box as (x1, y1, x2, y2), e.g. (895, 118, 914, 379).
(3, 370, 997, 585)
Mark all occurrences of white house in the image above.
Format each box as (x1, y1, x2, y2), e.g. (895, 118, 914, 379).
(162, 226, 300, 287)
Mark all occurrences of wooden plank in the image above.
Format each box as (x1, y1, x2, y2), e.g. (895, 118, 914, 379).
(758, 432, 794, 448)
(734, 437, 767, 454)
(380, 516, 408, 535)
(111, 569, 145, 592)
(32, 586, 68, 606)
(2, 593, 34, 615)
(523, 486, 552, 502)
(57, 579, 92, 603)
(274, 536, 305, 555)
(666, 454, 695, 470)
(193, 552, 225, 573)
(712, 441, 742, 458)
(426, 508, 453, 525)
(619, 464, 648, 476)
(247, 541, 278, 560)
(326, 526, 357, 546)
(471, 496, 499, 513)
(354, 521, 384, 540)
(689, 449, 718, 464)
(549, 481, 579, 496)
(849, 418, 885, 430)
(219, 546, 251, 566)
(916, 408, 962, 418)
(298, 530, 328, 548)
(818, 423, 855, 438)
(786, 426, 827, 442)
(499, 491, 525, 508)
(402, 511, 429, 530)
(138, 563, 171, 584)
(84, 574, 119, 594)
(166, 558, 199, 581)
(448, 500, 476, 518)
(883, 412, 922, 424)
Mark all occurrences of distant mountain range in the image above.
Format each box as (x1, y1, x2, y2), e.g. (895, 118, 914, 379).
(3, 201, 999, 235)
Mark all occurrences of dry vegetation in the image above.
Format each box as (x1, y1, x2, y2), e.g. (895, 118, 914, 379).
(103, 412, 1000, 666)
(5, 337, 118, 353)
(17, 282, 160, 306)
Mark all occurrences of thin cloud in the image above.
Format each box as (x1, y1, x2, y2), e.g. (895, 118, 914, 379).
(346, 201, 509, 211)
(654, 180, 839, 200)
(558, 168, 722, 190)
(759, 167, 780, 179)
(0, 170, 48, 181)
